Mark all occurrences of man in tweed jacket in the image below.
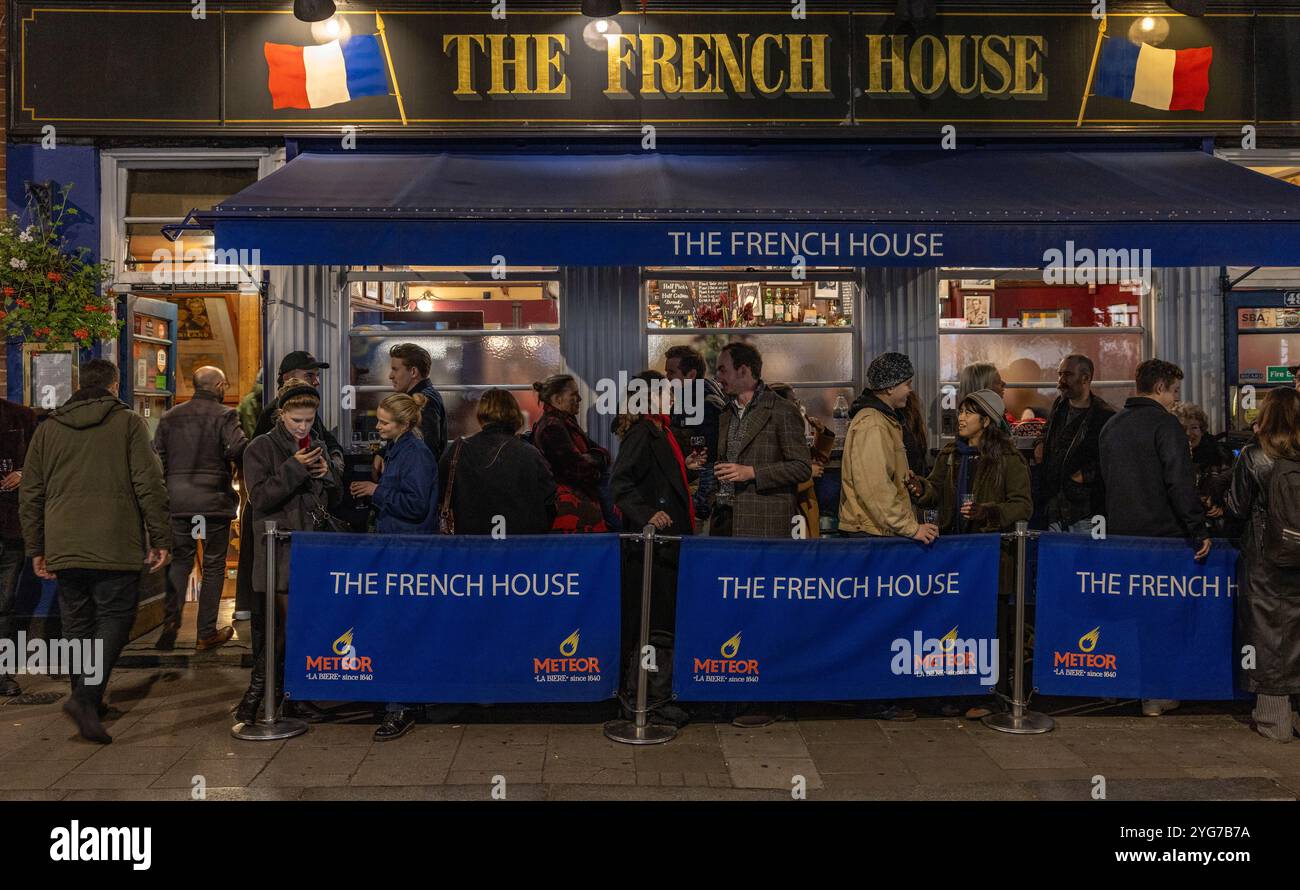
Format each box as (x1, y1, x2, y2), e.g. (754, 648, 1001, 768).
(710, 343, 812, 538)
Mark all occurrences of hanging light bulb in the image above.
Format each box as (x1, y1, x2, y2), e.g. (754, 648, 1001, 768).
(310, 15, 350, 43)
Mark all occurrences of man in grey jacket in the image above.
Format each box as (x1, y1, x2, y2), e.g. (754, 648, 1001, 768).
(154, 366, 247, 651)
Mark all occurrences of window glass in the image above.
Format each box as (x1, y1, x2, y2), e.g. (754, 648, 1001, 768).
(350, 334, 561, 390)
(943, 280, 1144, 328)
(939, 331, 1144, 384)
(125, 168, 258, 218)
(646, 278, 855, 329)
(1237, 332, 1300, 383)
(648, 331, 855, 385)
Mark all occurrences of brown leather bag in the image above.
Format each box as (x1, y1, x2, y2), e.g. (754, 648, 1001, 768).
(439, 438, 464, 535)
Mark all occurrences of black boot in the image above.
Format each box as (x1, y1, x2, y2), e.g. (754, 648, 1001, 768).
(235, 661, 267, 725)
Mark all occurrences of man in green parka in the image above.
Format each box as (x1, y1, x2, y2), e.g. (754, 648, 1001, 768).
(19, 359, 170, 744)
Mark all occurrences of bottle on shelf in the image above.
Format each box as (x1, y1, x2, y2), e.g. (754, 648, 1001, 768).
(832, 395, 850, 442)
(763, 288, 775, 324)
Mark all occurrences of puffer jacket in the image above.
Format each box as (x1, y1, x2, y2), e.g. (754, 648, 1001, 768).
(839, 392, 917, 537)
(19, 388, 170, 572)
(153, 389, 248, 518)
(243, 421, 340, 593)
(1225, 444, 1300, 694)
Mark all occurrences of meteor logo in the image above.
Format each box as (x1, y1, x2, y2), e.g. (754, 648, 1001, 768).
(1052, 626, 1118, 677)
(534, 628, 602, 681)
(692, 631, 760, 682)
(890, 626, 998, 684)
(305, 627, 373, 677)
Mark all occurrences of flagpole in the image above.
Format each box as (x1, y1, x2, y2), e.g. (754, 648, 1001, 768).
(1076, 14, 1108, 128)
(375, 11, 408, 126)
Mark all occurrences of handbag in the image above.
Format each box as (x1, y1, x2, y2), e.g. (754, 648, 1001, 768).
(439, 437, 465, 535)
(308, 501, 349, 533)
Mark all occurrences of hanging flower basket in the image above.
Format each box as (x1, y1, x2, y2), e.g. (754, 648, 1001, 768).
(0, 184, 118, 348)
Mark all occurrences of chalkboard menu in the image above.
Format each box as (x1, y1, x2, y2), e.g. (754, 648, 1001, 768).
(657, 281, 694, 318)
(695, 281, 730, 306)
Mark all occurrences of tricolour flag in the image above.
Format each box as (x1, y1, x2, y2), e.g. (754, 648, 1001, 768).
(1094, 37, 1212, 112)
(264, 35, 389, 110)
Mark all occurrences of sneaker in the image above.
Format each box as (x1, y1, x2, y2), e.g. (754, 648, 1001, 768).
(374, 709, 416, 741)
(1141, 698, 1180, 717)
(0, 674, 20, 697)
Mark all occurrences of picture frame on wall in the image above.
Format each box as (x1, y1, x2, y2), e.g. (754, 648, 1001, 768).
(1020, 309, 1071, 328)
(964, 294, 991, 327)
(381, 281, 397, 307)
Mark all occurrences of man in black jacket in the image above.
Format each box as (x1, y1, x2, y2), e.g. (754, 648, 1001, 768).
(1036, 355, 1115, 533)
(154, 367, 247, 651)
(1099, 359, 1211, 717)
(388, 343, 447, 460)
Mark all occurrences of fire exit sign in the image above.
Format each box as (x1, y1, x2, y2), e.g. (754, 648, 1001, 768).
(1267, 365, 1296, 383)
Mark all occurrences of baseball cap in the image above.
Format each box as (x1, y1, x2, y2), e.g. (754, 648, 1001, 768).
(278, 350, 330, 377)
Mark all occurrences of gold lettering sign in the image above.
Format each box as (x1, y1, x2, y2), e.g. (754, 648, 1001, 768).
(863, 33, 1047, 99)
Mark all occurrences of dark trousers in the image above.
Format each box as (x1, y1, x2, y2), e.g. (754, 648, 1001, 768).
(0, 538, 23, 673)
(56, 569, 140, 708)
(234, 498, 253, 615)
(165, 516, 230, 638)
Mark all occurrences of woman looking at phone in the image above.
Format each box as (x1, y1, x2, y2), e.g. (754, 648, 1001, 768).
(235, 383, 341, 726)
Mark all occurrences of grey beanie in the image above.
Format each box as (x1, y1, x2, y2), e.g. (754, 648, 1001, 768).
(867, 352, 915, 391)
(964, 388, 1007, 425)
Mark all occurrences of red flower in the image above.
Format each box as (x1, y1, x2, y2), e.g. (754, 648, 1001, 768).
(33, 326, 50, 337)
(0, 311, 6, 321)
(73, 327, 89, 340)
(2, 287, 12, 296)
(46, 272, 62, 282)
(15, 299, 29, 309)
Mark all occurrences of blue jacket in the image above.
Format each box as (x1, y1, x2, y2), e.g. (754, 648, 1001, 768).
(372, 431, 440, 534)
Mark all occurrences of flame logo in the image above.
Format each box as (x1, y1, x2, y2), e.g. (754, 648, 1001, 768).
(720, 632, 742, 659)
(332, 628, 355, 656)
(940, 626, 959, 651)
(559, 629, 580, 657)
(1078, 627, 1101, 653)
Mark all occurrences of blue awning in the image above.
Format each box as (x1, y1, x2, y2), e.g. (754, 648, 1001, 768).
(198, 146, 1300, 267)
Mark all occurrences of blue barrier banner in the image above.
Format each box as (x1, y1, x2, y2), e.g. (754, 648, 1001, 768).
(1032, 534, 1239, 700)
(671, 535, 1002, 701)
(284, 533, 621, 703)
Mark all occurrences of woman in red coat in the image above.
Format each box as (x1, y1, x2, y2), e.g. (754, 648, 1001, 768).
(530, 375, 612, 533)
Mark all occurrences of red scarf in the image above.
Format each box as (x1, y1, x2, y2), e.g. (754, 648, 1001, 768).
(655, 415, 695, 533)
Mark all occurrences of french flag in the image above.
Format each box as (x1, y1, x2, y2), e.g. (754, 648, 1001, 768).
(1094, 38, 1212, 112)
(264, 36, 389, 110)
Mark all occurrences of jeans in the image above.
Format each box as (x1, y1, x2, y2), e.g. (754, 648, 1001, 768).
(0, 538, 23, 673)
(165, 517, 231, 638)
(56, 569, 140, 709)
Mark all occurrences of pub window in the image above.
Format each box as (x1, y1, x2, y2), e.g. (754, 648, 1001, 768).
(643, 268, 860, 439)
(120, 167, 259, 277)
(937, 271, 1150, 438)
(346, 267, 562, 446)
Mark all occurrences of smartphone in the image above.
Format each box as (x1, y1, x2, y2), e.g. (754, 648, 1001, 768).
(298, 436, 311, 451)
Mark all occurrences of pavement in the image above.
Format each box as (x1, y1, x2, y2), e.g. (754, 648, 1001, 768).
(2, 664, 1299, 801)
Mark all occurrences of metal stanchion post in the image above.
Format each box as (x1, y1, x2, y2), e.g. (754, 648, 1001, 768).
(605, 525, 676, 745)
(983, 521, 1054, 735)
(232, 522, 308, 741)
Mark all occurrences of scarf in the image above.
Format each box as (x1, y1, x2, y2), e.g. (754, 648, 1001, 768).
(655, 415, 695, 533)
(953, 440, 980, 534)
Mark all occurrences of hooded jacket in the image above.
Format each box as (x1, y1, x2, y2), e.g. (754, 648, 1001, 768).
(19, 389, 170, 572)
(839, 391, 917, 537)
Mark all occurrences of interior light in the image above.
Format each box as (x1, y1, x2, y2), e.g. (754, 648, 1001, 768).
(1140, 16, 1156, 31)
(310, 15, 349, 43)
